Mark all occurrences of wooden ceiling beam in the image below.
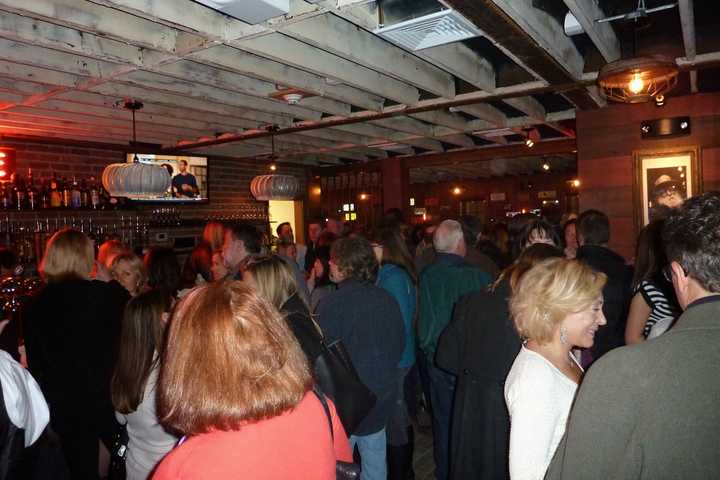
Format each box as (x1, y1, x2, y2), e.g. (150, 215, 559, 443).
(678, 0, 698, 93)
(309, 1, 497, 92)
(232, 32, 420, 105)
(562, 0, 620, 63)
(0, 0, 182, 51)
(279, 13, 455, 98)
(88, 81, 291, 128)
(443, 0, 602, 109)
(400, 138, 576, 169)
(87, 0, 254, 41)
(0, 10, 143, 66)
(114, 70, 322, 120)
(187, 45, 385, 112)
(51, 91, 261, 130)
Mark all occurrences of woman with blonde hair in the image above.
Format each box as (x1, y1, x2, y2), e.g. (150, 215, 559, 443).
(437, 243, 564, 480)
(110, 252, 147, 297)
(505, 258, 606, 480)
(243, 255, 323, 363)
(23, 228, 129, 478)
(153, 281, 351, 479)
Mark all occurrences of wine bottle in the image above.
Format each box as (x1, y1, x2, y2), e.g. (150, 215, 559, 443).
(26, 168, 38, 211)
(0, 182, 10, 210)
(12, 174, 25, 211)
(80, 178, 89, 208)
(61, 177, 71, 208)
(89, 176, 100, 210)
(70, 176, 82, 209)
(50, 173, 62, 209)
(40, 178, 50, 210)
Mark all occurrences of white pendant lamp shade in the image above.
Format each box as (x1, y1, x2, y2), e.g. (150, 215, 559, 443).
(250, 174, 300, 201)
(102, 162, 171, 199)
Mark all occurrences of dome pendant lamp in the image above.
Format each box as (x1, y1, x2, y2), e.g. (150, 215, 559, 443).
(250, 126, 300, 201)
(597, 55, 679, 103)
(101, 100, 171, 199)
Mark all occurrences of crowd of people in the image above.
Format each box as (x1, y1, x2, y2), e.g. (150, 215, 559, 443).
(0, 191, 718, 480)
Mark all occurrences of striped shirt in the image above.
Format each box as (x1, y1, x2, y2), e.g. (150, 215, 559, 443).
(635, 279, 681, 338)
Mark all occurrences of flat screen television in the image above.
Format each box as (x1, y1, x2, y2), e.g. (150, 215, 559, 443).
(126, 153, 208, 203)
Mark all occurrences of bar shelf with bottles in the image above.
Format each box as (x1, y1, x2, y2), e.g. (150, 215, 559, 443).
(2, 169, 111, 212)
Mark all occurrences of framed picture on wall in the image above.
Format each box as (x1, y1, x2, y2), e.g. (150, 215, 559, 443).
(632, 147, 701, 228)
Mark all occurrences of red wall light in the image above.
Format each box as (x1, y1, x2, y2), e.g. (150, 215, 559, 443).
(0, 148, 15, 180)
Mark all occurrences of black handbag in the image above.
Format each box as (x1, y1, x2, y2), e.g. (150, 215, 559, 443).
(313, 388, 361, 480)
(107, 421, 129, 480)
(313, 338, 377, 435)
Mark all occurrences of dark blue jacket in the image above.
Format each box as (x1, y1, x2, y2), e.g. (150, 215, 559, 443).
(317, 278, 405, 435)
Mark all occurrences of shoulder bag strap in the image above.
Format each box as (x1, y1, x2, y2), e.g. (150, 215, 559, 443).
(312, 387, 334, 440)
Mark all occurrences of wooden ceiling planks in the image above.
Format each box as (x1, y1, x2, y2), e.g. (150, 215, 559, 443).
(0, 0, 712, 166)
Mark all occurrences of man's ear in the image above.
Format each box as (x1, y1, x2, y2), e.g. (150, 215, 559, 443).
(671, 261, 687, 282)
(670, 260, 690, 302)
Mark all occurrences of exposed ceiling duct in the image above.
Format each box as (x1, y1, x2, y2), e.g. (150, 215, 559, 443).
(374, 0, 481, 51)
(192, 0, 289, 24)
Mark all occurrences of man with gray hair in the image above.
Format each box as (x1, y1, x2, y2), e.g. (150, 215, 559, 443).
(418, 219, 491, 480)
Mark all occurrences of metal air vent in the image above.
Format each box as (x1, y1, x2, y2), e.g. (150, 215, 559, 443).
(193, 0, 289, 24)
(374, 9, 481, 51)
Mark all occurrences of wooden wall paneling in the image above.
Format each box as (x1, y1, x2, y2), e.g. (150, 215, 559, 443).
(576, 92, 720, 260)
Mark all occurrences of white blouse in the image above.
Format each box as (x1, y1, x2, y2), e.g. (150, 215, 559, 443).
(505, 346, 581, 480)
(116, 366, 178, 480)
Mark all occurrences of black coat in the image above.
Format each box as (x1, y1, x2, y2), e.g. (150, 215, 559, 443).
(23, 279, 128, 477)
(436, 281, 521, 480)
(576, 245, 633, 362)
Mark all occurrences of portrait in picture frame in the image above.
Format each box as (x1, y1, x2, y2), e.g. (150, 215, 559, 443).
(632, 147, 701, 229)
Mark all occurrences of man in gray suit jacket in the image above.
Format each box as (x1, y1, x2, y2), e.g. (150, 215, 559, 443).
(546, 191, 720, 480)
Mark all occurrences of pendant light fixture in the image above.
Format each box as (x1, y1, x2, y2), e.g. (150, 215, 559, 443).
(597, 55, 679, 104)
(250, 126, 300, 201)
(596, 5, 679, 104)
(101, 100, 171, 199)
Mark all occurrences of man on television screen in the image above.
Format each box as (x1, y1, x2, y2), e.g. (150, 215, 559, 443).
(172, 159, 199, 198)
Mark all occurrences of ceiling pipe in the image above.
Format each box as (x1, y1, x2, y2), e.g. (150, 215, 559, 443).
(164, 79, 584, 152)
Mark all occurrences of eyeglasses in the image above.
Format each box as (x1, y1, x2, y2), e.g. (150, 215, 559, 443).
(663, 263, 689, 282)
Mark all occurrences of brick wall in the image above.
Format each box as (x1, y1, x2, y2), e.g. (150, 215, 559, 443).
(1, 138, 307, 220)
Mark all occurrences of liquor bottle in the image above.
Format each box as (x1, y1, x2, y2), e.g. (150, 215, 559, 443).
(49, 173, 62, 209)
(40, 178, 50, 210)
(0, 182, 10, 210)
(89, 176, 101, 210)
(61, 177, 71, 209)
(26, 168, 38, 211)
(70, 176, 82, 209)
(12, 174, 25, 211)
(80, 178, 89, 208)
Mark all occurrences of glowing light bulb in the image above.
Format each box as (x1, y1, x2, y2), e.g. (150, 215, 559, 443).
(572, 179, 581, 188)
(628, 74, 645, 94)
(269, 162, 277, 171)
(360, 193, 368, 200)
(452, 187, 461, 195)
(542, 162, 550, 171)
